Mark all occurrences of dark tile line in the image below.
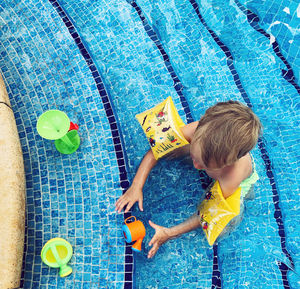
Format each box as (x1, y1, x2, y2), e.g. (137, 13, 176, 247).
(212, 244, 221, 289)
(278, 262, 291, 289)
(128, 0, 194, 124)
(128, 1, 222, 288)
(257, 139, 294, 289)
(187, 0, 227, 286)
(235, 1, 295, 285)
(189, 1, 293, 288)
(234, 0, 300, 95)
(48, 1, 133, 287)
(189, 0, 252, 109)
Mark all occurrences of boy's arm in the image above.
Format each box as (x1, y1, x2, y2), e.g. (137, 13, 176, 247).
(148, 214, 200, 258)
(180, 121, 199, 142)
(133, 121, 199, 183)
(131, 149, 157, 189)
(218, 178, 241, 199)
(116, 121, 198, 213)
(115, 149, 157, 213)
(218, 153, 253, 199)
(168, 213, 201, 238)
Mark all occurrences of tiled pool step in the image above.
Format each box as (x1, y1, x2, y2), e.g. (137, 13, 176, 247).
(0, 73, 25, 289)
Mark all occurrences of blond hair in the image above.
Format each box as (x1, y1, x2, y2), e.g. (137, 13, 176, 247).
(191, 100, 262, 168)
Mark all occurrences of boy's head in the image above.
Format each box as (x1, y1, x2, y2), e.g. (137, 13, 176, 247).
(190, 100, 262, 169)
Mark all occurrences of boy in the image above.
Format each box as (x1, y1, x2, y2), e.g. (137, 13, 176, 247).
(115, 100, 262, 258)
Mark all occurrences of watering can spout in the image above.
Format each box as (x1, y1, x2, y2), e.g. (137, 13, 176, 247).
(132, 237, 145, 252)
(59, 264, 73, 277)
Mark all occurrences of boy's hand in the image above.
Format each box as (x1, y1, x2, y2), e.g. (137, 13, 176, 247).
(115, 185, 143, 213)
(147, 220, 171, 259)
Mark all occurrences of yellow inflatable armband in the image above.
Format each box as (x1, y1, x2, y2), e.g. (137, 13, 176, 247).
(136, 97, 189, 160)
(198, 181, 241, 246)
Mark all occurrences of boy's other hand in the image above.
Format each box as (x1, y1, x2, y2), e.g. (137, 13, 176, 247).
(147, 220, 170, 259)
(115, 184, 143, 213)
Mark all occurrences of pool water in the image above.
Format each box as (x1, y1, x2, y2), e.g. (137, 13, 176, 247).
(0, 0, 299, 288)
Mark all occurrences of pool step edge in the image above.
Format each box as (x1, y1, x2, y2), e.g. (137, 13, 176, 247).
(0, 72, 25, 289)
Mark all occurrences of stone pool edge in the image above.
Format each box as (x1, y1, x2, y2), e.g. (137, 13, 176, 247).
(0, 72, 25, 289)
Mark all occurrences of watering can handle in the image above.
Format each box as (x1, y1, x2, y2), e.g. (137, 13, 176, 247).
(124, 216, 136, 224)
(50, 244, 63, 267)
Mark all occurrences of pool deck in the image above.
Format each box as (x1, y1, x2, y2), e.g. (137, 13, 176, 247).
(0, 73, 25, 288)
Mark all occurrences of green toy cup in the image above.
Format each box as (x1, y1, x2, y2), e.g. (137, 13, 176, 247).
(37, 110, 80, 154)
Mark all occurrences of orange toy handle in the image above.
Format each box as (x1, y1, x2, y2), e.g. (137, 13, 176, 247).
(124, 216, 136, 225)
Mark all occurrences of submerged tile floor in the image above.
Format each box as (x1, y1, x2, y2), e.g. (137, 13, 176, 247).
(0, 0, 299, 288)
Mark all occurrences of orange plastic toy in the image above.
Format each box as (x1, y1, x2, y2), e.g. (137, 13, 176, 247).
(122, 216, 146, 252)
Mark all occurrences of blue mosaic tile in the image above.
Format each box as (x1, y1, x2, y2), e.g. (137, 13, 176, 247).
(0, 0, 299, 288)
